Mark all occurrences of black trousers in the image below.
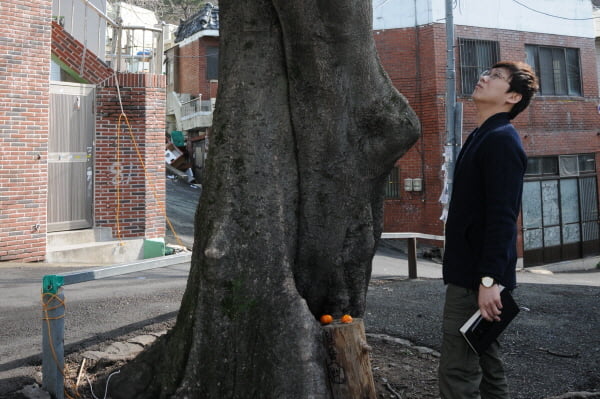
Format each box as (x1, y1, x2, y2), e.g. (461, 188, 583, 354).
(438, 284, 510, 399)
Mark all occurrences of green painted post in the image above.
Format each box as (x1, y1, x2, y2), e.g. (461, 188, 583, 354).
(42, 275, 65, 399)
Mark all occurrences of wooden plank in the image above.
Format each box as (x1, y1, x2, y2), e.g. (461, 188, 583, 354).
(322, 318, 376, 399)
(380, 232, 444, 278)
(381, 232, 445, 241)
(407, 237, 417, 279)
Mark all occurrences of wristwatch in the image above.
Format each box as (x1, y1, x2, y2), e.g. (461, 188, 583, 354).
(481, 276, 495, 288)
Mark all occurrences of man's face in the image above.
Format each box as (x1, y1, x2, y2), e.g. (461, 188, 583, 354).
(472, 67, 513, 106)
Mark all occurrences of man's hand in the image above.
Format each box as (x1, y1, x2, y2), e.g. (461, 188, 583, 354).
(478, 285, 502, 322)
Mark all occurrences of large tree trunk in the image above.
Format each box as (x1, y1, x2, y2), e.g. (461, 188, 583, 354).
(106, 1, 419, 398)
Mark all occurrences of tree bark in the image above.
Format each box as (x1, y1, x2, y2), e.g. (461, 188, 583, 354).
(272, 1, 420, 318)
(106, 1, 419, 398)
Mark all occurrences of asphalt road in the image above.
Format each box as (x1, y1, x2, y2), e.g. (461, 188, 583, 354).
(0, 178, 201, 395)
(0, 263, 189, 395)
(165, 177, 201, 249)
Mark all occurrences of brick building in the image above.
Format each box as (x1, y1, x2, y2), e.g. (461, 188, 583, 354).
(166, 1, 599, 268)
(165, 2, 219, 182)
(0, 0, 166, 262)
(0, 0, 52, 261)
(376, 0, 600, 267)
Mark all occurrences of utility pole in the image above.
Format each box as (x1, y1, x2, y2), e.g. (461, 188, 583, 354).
(441, 0, 461, 221)
(445, 0, 456, 185)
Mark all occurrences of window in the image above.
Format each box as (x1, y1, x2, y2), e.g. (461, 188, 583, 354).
(458, 39, 500, 95)
(525, 45, 582, 96)
(206, 46, 219, 80)
(523, 154, 599, 266)
(526, 157, 558, 176)
(385, 167, 400, 199)
(526, 154, 595, 177)
(559, 155, 579, 177)
(579, 154, 596, 174)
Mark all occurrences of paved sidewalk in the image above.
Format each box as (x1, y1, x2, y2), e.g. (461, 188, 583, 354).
(372, 245, 600, 286)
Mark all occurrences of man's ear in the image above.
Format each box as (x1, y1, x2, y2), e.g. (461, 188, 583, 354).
(506, 91, 522, 105)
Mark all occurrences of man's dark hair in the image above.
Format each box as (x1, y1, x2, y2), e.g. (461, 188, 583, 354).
(493, 61, 539, 120)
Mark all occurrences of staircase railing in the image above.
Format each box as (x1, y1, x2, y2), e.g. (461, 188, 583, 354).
(52, 0, 164, 74)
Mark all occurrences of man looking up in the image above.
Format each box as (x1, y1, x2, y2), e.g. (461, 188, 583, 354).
(439, 61, 538, 399)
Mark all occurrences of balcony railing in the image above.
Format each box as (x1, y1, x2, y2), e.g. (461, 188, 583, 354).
(105, 25, 164, 74)
(168, 92, 214, 131)
(181, 96, 213, 119)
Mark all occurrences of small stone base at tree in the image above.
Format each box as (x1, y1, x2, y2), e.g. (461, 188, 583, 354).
(323, 319, 376, 399)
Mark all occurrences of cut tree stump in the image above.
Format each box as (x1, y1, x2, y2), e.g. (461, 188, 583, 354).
(322, 318, 377, 399)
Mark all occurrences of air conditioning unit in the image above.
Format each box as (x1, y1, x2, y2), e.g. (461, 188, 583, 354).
(559, 155, 579, 177)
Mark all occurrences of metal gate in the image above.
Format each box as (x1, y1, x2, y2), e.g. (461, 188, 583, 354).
(48, 82, 95, 232)
(522, 176, 600, 267)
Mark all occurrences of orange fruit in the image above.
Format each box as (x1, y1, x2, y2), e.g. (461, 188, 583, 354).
(320, 314, 333, 324)
(341, 314, 353, 324)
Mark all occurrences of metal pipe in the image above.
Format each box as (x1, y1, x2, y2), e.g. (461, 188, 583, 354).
(42, 288, 65, 399)
(120, 25, 163, 33)
(59, 253, 191, 285)
(79, 0, 118, 27)
(40, 253, 191, 396)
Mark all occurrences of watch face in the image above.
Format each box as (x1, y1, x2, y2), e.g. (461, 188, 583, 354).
(482, 277, 494, 287)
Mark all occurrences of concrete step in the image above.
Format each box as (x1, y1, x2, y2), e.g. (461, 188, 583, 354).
(46, 238, 144, 265)
(47, 227, 113, 247)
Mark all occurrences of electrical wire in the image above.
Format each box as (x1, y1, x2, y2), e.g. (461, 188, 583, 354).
(112, 71, 185, 248)
(511, 0, 600, 20)
(42, 292, 80, 399)
(436, 0, 599, 22)
(42, 70, 186, 395)
(374, 0, 392, 9)
(87, 370, 121, 399)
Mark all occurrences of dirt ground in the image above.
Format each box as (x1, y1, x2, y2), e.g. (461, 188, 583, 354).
(7, 324, 600, 399)
(365, 278, 600, 399)
(7, 334, 440, 399)
(370, 334, 440, 398)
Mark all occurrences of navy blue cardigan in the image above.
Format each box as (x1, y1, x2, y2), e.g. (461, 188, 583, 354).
(443, 113, 527, 290)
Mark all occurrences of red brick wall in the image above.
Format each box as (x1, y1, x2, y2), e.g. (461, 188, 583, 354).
(375, 24, 448, 236)
(95, 74, 167, 238)
(176, 36, 219, 100)
(376, 24, 600, 257)
(0, 0, 52, 261)
(51, 21, 113, 84)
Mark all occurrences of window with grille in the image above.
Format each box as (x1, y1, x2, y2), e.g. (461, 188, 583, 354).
(525, 45, 582, 96)
(206, 46, 219, 80)
(385, 167, 400, 199)
(458, 38, 500, 95)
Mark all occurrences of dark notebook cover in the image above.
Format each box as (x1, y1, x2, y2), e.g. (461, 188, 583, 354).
(459, 288, 520, 355)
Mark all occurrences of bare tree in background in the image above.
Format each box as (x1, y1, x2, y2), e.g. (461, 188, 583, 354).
(122, 0, 215, 22)
(107, 0, 420, 397)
